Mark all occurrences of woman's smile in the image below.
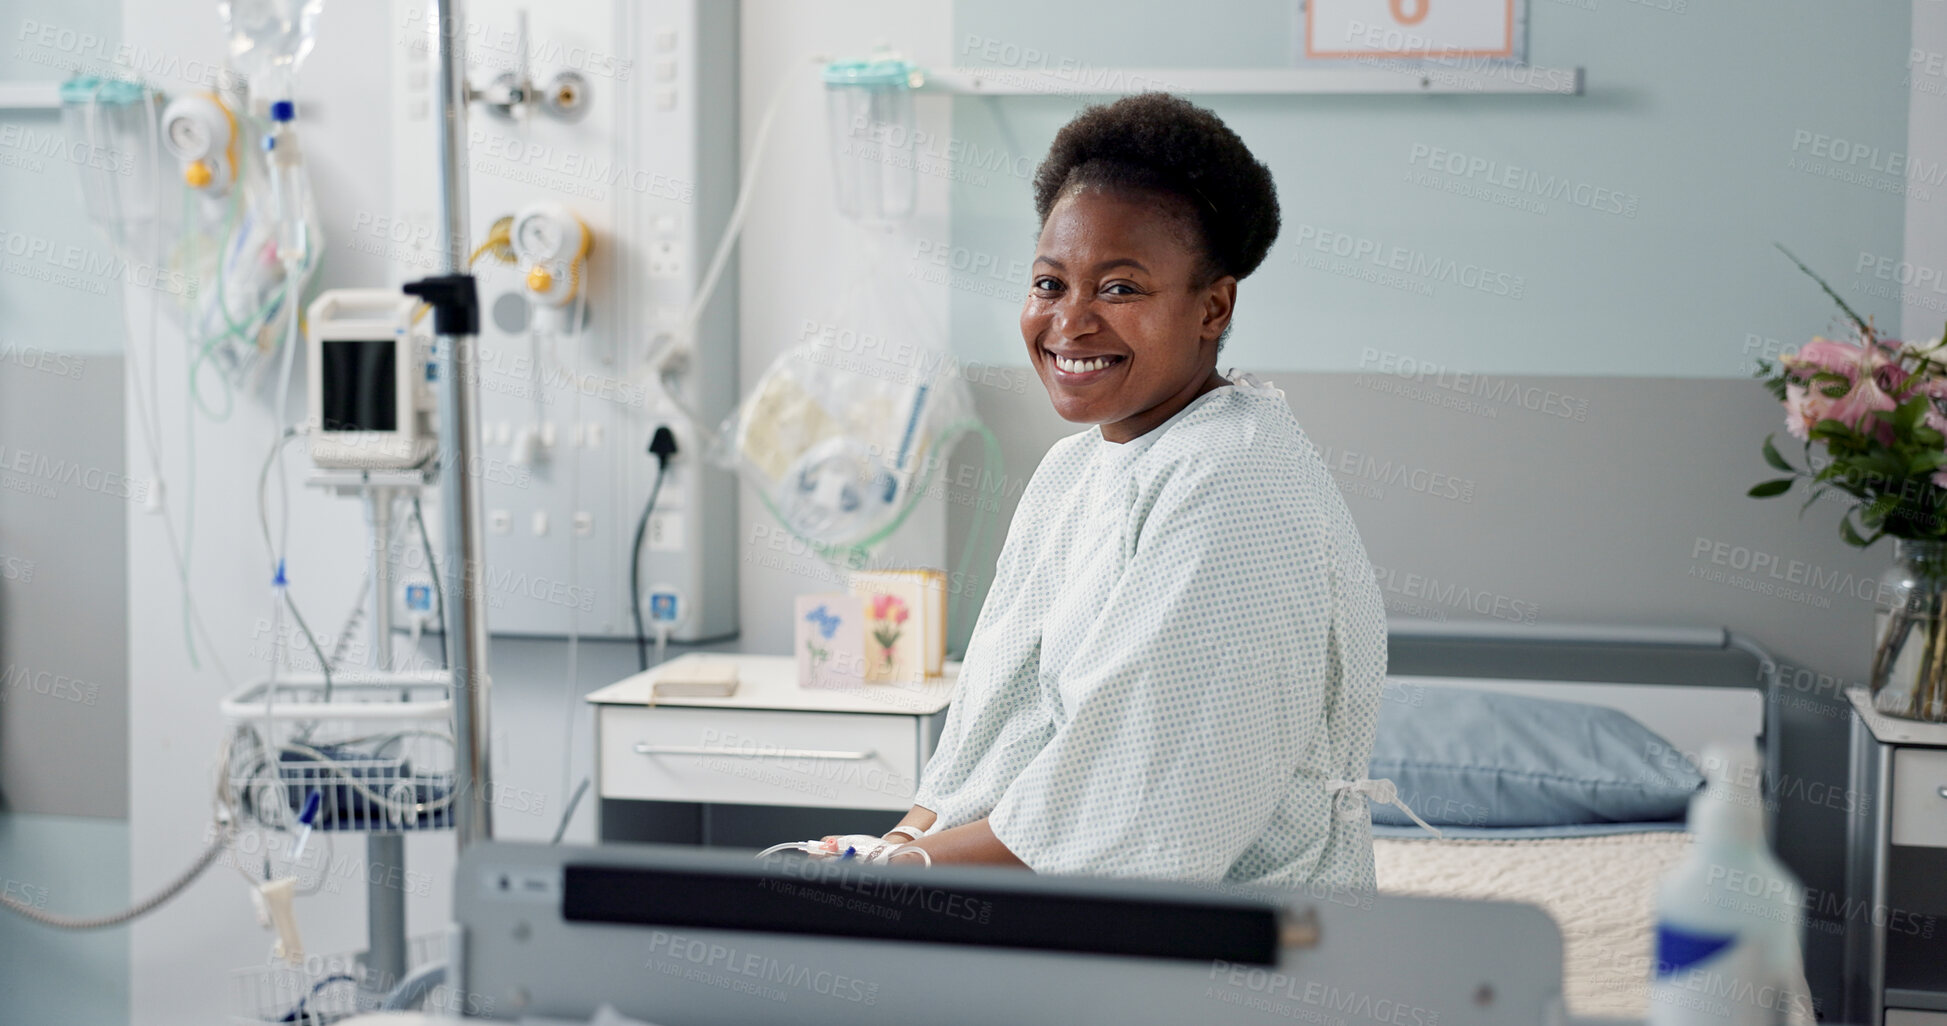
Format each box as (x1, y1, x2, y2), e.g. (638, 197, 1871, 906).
(1043, 348, 1128, 385)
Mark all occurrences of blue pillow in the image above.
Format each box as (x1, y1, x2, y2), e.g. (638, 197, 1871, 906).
(1367, 685, 1703, 828)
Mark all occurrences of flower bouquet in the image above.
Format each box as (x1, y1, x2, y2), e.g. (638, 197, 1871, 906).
(1751, 246, 1947, 720)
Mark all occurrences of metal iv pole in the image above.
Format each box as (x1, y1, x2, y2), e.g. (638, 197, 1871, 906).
(404, 0, 495, 851)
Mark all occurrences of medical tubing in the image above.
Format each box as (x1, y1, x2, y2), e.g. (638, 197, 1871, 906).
(256, 429, 335, 690)
(551, 778, 591, 845)
(642, 56, 806, 446)
(0, 825, 231, 929)
(116, 83, 225, 677)
(630, 459, 671, 672)
(666, 59, 799, 367)
(380, 962, 448, 1011)
(270, 738, 459, 816)
(287, 973, 358, 1023)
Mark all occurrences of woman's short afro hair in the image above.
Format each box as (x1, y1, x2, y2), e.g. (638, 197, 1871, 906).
(1032, 93, 1280, 282)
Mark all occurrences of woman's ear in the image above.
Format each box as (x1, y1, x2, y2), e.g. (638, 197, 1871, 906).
(1200, 276, 1238, 345)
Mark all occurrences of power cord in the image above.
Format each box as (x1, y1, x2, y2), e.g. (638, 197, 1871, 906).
(630, 427, 679, 672)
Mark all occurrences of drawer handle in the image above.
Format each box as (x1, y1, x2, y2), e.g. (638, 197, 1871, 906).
(632, 743, 877, 761)
(1939, 786, 1947, 800)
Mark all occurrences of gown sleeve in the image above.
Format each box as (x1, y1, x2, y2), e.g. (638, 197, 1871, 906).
(908, 441, 1071, 824)
(986, 452, 1333, 880)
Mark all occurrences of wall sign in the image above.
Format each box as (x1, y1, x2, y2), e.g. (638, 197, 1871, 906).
(1305, 0, 1519, 59)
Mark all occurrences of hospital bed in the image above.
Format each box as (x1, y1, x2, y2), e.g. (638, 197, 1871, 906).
(1373, 621, 1775, 1021)
(406, 839, 1584, 1025)
(342, 622, 1767, 1025)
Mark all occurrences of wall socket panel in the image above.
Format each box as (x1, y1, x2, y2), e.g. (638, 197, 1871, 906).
(390, 0, 739, 641)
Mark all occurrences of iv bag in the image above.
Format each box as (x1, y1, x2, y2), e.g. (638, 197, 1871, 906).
(714, 340, 975, 555)
(220, 0, 323, 103)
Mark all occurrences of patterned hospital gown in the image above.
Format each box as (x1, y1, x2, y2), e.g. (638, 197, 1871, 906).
(911, 377, 1388, 888)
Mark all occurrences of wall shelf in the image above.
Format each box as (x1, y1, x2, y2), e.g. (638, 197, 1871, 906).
(917, 65, 1583, 97)
(0, 82, 63, 111)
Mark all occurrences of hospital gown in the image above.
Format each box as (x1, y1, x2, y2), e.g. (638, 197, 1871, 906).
(911, 377, 1388, 888)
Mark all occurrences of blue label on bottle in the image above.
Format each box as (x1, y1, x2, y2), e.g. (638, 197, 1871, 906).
(1653, 923, 1739, 978)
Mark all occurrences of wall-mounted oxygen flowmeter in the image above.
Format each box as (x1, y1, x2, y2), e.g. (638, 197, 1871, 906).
(305, 289, 436, 469)
(160, 93, 238, 196)
(389, 0, 739, 642)
(510, 202, 591, 308)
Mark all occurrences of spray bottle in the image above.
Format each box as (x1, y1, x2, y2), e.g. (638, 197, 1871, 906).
(1646, 743, 1814, 1026)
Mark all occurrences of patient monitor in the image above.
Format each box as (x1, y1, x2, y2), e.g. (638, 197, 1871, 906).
(306, 289, 436, 469)
(443, 841, 1572, 1025)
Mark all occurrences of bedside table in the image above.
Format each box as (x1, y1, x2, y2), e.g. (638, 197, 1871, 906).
(585, 654, 956, 847)
(1844, 687, 1947, 1026)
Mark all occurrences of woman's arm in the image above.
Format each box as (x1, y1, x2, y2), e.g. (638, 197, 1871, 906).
(821, 808, 1026, 868)
(893, 817, 1027, 869)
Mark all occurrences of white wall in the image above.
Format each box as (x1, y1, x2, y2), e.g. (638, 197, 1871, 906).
(120, 2, 955, 1022)
(735, 0, 955, 655)
(1907, 0, 1947, 345)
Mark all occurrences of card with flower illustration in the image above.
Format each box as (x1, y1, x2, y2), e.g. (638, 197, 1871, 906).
(852, 569, 946, 676)
(849, 575, 926, 684)
(795, 594, 865, 689)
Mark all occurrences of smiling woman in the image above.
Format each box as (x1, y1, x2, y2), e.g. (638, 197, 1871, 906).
(1022, 93, 1281, 440)
(834, 94, 1391, 889)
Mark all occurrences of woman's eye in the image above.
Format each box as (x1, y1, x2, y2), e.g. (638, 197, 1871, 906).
(1103, 281, 1141, 296)
(1032, 276, 1063, 292)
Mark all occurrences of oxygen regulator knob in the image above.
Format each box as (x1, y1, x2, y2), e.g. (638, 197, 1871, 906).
(525, 264, 555, 296)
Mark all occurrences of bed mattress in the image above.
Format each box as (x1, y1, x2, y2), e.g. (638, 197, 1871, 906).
(1374, 829, 1693, 1020)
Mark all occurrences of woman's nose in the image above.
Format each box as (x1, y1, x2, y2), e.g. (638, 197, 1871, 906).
(1051, 291, 1101, 338)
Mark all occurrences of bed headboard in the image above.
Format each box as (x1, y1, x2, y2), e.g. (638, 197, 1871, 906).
(1385, 621, 1778, 793)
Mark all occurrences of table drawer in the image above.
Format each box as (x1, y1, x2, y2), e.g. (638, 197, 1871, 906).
(1892, 748, 1947, 848)
(598, 706, 919, 811)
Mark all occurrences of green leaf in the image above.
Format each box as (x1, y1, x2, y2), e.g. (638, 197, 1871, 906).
(1761, 435, 1795, 474)
(1748, 479, 1794, 498)
(1898, 396, 1930, 430)
(1812, 372, 1852, 399)
(1809, 419, 1856, 444)
(1840, 513, 1873, 547)
(1910, 451, 1947, 475)
(1799, 487, 1828, 517)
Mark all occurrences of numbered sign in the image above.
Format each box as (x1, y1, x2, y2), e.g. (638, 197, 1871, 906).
(1306, 0, 1517, 59)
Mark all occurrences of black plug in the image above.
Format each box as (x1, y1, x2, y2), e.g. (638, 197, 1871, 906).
(648, 425, 679, 469)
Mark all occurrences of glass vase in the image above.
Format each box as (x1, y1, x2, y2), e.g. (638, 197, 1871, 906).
(1870, 538, 1947, 722)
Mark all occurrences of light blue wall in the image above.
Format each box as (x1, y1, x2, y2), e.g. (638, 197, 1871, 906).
(2, 0, 139, 356)
(0, 814, 130, 1025)
(946, 0, 1914, 377)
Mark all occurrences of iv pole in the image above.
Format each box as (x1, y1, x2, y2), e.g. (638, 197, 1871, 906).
(405, 0, 495, 850)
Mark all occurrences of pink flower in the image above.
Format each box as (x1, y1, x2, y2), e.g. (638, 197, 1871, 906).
(1782, 337, 1861, 379)
(867, 593, 908, 623)
(1827, 369, 1900, 444)
(1784, 383, 1826, 441)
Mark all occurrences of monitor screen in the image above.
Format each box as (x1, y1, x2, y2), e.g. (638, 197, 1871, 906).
(320, 338, 398, 433)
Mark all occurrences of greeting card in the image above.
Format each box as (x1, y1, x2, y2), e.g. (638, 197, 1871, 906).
(795, 593, 865, 689)
(852, 569, 946, 677)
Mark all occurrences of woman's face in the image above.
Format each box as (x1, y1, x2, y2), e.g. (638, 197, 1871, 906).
(1021, 186, 1235, 442)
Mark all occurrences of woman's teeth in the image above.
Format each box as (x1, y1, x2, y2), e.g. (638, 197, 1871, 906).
(1054, 354, 1117, 374)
